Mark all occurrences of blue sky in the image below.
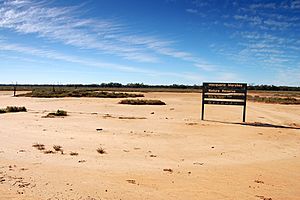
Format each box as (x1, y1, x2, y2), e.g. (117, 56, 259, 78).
(0, 0, 299, 86)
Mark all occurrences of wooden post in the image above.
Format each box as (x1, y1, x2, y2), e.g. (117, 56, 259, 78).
(13, 82, 17, 97)
(201, 85, 205, 120)
(243, 84, 247, 122)
(13, 86, 16, 96)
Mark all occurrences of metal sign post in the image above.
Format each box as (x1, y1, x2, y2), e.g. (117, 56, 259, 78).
(201, 82, 247, 122)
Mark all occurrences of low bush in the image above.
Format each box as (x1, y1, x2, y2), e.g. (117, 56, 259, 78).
(18, 89, 144, 98)
(119, 99, 166, 105)
(45, 110, 67, 117)
(0, 106, 27, 114)
(6, 106, 27, 112)
(248, 95, 300, 104)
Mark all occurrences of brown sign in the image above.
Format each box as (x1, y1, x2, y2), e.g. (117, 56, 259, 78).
(201, 82, 247, 122)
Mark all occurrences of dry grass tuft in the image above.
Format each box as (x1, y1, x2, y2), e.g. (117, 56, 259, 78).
(126, 179, 136, 184)
(53, 145, 62, 151)
(70, 152, 79, 156)
(32, 143, 45, 151)
(96, 147, 106, 154)
(163, 168, 173, 173)
(44, 150, 55, 154)
(53, 145, 63, 154)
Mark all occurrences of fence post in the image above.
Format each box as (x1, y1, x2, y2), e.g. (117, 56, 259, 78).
(13, 86, 16, 96)
(243, 84, 247, 122)
(201, 85, 205, 120)
(13, 82, 17, 97)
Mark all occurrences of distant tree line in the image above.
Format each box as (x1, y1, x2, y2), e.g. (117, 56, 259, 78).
(247, 84, 300, 91)
(0, 83, 299, 91)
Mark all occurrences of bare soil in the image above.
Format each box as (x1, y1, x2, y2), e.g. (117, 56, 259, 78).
(0, 91, 299, 200)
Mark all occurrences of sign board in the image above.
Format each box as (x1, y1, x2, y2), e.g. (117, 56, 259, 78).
(201, 82, 247, 122)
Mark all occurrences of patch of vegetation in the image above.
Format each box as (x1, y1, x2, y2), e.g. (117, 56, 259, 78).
(70, 152, 79, 156)
(119, 99, 166, 105)
(163, 168, 173, 173)
(44, 150, 55, 154)
(0, 106, 27, 114)
(53, 145, 63, 154)
(44, 110, 67, 118)
(53, 145, 62, 151)
(126, 179, 136, 184)
(96, 147, 106, 154)
(248, 95, 300, 104)
(32, 143, 45, 151)
(118, 116, 147, 119)
(17, 89, 144, 98)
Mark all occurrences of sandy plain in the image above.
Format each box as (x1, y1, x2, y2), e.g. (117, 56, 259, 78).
(0, 91, 300, 200)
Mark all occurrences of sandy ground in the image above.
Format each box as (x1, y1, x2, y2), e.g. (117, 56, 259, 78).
(0, 91, 300, 200)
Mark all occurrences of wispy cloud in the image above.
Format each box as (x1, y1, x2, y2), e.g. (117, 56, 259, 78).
(249, 3, 276, 10)
(186, 8, 198, 14)
(0, 0, 218, 71)
(0, 0, 160, 62)
(0, 40, 152, 73)
(0, 40, 209, 82)
(204, 0, 300, 79)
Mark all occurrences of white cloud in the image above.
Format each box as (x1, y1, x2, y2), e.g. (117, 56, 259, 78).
(0, 40, 209, 82)
(0, 0, 218, 71)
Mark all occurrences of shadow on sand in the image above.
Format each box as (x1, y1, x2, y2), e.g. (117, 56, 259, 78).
(205, 120, 300, 130)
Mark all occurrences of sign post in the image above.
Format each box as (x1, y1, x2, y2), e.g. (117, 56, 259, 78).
(201, 82, 247, 122)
